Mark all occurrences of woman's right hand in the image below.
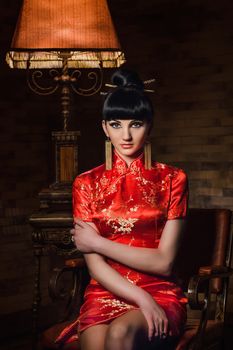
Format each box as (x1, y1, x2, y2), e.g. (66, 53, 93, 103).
(135, 290, 169, 341)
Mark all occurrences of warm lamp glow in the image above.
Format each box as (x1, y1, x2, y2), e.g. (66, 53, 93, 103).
(6, 0, 125, 69)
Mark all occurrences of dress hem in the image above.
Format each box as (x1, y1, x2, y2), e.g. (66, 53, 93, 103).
(78, 305, 139, 336)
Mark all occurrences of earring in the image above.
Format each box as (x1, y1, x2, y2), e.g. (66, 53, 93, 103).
(105, 138, 112, 170)
(144, 140, 152, 170)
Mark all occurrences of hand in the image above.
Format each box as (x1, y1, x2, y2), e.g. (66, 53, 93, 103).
(136, 290, 170, 341)
(70, 219, 100, 253)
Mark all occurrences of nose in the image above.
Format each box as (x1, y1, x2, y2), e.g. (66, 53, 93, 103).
(122, 126, 132, 141)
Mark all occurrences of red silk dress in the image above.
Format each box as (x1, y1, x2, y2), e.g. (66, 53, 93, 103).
(56, 151, 189, 345)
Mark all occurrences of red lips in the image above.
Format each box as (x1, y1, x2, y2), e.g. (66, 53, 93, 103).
(120, 144, 133, 148)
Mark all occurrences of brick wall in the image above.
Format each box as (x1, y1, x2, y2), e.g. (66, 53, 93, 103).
(112, 0, 233, 313)
(0, 0, 232, 337)
(111, 0, 233, 314)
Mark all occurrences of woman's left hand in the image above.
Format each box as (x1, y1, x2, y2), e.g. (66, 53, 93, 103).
(71, 218, 100, 253)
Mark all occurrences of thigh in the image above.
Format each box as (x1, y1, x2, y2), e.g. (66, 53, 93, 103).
(80, 323, 109, 350)
(106, 309, 178, 350)
(106, 309, 149, 349)
(110, 309, 148, 333)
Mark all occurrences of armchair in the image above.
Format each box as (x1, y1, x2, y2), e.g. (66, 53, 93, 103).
(41, 208, 233, 350)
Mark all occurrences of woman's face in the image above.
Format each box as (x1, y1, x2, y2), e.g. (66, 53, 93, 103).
(102, 119, 150, 160)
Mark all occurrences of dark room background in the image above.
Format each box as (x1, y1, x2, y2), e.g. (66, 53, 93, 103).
(0, 0, 233, 341)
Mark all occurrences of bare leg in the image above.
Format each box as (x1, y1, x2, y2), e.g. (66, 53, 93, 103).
(104, 310, 151, 350)
(80, 324, 108, 350)
(104, 309, 178, 350)
(80, 311, 178, 350)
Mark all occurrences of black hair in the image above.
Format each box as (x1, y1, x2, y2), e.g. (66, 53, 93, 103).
(102, 69, 154, 124)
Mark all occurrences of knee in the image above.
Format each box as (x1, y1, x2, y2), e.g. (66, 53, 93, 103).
(105, 323, 132, 350)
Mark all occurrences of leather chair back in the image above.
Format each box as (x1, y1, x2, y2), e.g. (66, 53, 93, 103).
(174, 208, 232, 293)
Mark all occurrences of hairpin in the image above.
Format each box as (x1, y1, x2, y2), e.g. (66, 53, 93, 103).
(101, 78, 155, 94)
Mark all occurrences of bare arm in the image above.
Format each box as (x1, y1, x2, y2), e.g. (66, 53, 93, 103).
(85, 252, 143, 303)
(75, 219, 185, 277)
(81, 223, 145, 302)
(75, 222, 170, 339)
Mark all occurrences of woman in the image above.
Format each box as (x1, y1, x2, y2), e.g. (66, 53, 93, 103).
(56, 69, 188, 350)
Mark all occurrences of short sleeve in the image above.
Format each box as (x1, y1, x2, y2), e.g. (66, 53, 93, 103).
(72, 176, 93, 221)
(167, 169, 189, 220)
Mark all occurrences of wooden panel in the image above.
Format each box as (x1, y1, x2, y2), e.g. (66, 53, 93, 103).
(60, 146, 75, 182)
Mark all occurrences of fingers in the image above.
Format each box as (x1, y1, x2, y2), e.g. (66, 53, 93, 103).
(145, 314, 163, 341)
(71, 219, 84, 235)
(158, 319, 164, 338)
(73, 218, 85, 228)
(73, 217, 82, 223)
(141, 307, 170, 341)
(144, 314, 155, 341)
(70, 228, 75, 243)
(74, 221, 83, 228)
(152, 317, 162, 339)
(70, 220, 89, 243)
(151, 313, 169, 341)
(163, 318, 169, 336)
(70, 226, 79, 243)
(160, 318, 168, 339)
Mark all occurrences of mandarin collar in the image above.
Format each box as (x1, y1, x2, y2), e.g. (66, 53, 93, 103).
(112, 150, 144, 175)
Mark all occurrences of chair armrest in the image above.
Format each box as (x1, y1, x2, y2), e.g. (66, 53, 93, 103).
(198, 265, 233, 276)
(65, 257, 86, 268)
(48, 266, 77, 300)
(186, 265, 233, 349)
(48, 258, 86, 300)
(48, 258, 87, 322)
(188, 265, 233, 310)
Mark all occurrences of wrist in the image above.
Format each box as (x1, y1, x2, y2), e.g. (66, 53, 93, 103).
(92, 234, 104, 253)
(131, 286, 149, 305)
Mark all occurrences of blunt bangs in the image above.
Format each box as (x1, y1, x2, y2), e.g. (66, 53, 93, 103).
(103, 88, 153, 122)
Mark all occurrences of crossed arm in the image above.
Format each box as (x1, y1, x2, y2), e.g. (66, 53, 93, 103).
(71, 219, 185, 339)
(72, 218, 185, 276)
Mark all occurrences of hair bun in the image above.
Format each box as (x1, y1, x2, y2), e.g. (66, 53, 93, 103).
(112, 68, 144, 91)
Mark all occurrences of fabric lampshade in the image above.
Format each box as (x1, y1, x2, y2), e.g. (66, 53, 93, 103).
(6, 0, 125, 69)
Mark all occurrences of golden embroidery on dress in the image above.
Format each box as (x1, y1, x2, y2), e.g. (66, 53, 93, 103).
(129, 162, 141, 175)
(97, 298, 134, 317)
(98, 174, 121, 199)
(135, 172, 171, 208)
(126, 270, 141, 284)
(99, 175, 110, 187)
(106, 217, 138, 234)
(115, 162, 126, 175)
(129, 205, 139, 213)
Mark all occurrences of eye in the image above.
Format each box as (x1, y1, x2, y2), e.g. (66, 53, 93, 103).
(131, 121, 144, 128)
(109, 122, 121, 129)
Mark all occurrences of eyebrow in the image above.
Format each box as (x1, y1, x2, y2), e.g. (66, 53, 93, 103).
(109, 119, 143, 123)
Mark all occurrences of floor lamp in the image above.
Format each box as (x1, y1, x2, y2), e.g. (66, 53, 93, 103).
(5, 0, 125, 342)
(6, 0, 125, 188)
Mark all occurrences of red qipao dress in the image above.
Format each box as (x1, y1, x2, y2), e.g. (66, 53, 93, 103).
(56, 151, 189, 345)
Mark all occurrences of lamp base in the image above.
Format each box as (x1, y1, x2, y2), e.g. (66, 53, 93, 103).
(52, 130, 81, 189)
